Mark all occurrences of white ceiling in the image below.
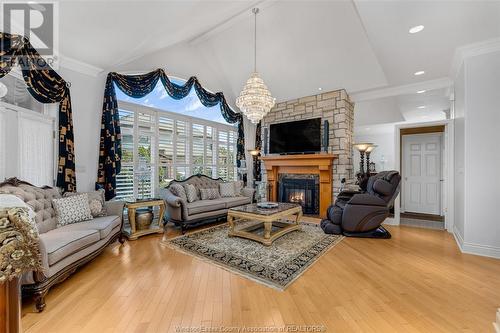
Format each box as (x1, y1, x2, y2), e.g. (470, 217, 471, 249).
(355, 87, 449, 134)
(53, 0, 500, 126)
(58, 1, 254, 69)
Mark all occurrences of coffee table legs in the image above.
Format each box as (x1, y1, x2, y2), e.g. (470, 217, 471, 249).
(264, 221, 272, 239)
(228, 214, 235, 235)
(227, 207, 303, 246)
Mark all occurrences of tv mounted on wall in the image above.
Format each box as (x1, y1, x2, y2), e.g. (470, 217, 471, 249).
(269, 118, 321, 154)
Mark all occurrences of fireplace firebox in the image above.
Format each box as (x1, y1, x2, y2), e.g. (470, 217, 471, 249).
(278, 174, 320, 215)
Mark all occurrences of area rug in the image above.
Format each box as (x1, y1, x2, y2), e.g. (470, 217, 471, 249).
(162, 222, 343, 290)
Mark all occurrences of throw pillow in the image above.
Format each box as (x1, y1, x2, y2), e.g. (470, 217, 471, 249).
(200, 188, 221, 200)
(52, 193, 93, 227)
(64, 189, 106, 217)
(184, 184, 198, 203)
(233, 181, 244, 196)
(219, 182, 236, 197)
(169, 184, 187, 201)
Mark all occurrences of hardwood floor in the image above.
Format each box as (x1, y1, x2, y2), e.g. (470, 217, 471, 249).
(21, 221, 500, 333)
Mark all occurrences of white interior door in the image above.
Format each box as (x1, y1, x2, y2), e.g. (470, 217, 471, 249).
(402, 133, 442, 215)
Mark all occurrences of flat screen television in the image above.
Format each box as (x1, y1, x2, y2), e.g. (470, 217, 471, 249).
(269, 118, 321, 154)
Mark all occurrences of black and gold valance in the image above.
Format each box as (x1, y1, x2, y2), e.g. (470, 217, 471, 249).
(0, 33, 76, 192)
(97, 69, 245, 200)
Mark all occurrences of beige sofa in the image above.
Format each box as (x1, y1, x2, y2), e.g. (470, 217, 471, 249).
(0, 178, 124, 311)
(160, 174, 254, 233)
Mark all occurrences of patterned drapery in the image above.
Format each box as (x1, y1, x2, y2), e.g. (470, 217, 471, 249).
(0, 33, 76, 192)
(97, 69, 245, 200)
(254, 121, 262, 181)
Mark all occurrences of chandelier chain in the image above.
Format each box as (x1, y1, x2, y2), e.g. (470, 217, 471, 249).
(253, 7, 258, 72)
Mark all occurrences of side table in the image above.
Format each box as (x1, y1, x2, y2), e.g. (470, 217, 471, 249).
(124, 198, 165, 240)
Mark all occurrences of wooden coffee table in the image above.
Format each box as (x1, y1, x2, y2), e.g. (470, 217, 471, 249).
(227, 203, 303, 246)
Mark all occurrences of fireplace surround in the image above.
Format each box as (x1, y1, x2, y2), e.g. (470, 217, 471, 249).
(279, 174, 319, 215)
(260, 154, 335, 218)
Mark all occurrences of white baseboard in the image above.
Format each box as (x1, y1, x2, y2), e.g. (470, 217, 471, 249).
(453, 226, 500, 259)
(453, 225, 465, 251)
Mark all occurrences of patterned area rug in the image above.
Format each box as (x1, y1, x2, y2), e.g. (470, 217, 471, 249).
(162, 222, 343, 290)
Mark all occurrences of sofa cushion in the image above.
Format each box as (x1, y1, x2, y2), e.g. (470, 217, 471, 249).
(186, 200, 225, 215)
(64, 189, 106, 217)
(56, 215, 121, 240)
(219, 182, 236, 197)
(170, 184, 187, 201)
(184, 184, 198, 203)
(200, 188, 221, 200)
(233, 181, 244, 195)
(218, 196, 251, 208)
(41, 228, 100, 266)
(52, 194, 93, 227)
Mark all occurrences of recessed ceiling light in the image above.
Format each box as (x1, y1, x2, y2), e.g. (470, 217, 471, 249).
(417, 90, 426, 94)
(318, 87, 322, 91)
(414, 71, 425, 76)
(417, 106, 426, 109)
(409, 25, 425, 34)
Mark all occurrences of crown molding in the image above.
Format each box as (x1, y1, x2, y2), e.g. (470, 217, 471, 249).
(58, 55, 104, 77)
(450, 37, 500, 79)
(350, 77, 452, 102)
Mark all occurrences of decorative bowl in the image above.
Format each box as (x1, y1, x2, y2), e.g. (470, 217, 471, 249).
(257, 202, 279, 209)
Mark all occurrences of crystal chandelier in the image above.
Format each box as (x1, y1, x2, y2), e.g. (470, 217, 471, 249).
(236, 8, 275, 124)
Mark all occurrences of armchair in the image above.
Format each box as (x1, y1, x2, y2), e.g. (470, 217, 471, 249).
(321, 171, 401, 238)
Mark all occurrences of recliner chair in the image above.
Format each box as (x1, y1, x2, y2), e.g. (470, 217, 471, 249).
(320, 171, 401, 238)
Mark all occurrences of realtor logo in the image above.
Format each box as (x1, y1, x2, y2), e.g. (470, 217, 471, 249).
(1, 1, 59, 66)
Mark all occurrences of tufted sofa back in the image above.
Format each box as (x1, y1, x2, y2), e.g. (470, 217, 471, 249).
(0, 181, 61, 233)
(168, 174, 224, 190)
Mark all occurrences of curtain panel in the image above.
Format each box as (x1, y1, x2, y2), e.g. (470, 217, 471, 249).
(254, 121, 262, 181)
(97, 69, 245, 200)
(0, 33, 76, 192)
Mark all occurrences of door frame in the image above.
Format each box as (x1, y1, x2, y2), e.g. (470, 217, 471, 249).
(394, 120, 455, 232)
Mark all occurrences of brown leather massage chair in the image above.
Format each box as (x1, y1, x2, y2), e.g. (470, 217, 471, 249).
(320, 171, 401, 238)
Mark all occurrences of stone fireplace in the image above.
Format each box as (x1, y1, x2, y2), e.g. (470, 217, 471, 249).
(259, 89, 355, 198)
(278, 174, 319, 215)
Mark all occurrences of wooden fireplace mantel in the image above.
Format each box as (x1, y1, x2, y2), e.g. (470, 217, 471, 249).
(260, 154, 336, 218)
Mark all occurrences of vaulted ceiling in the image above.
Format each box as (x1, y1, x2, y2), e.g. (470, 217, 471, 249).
(55, 0, 500, 125)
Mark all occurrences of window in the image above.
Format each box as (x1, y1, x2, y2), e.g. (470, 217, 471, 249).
(0, 100, 56, 187)
(0, 71, 56, 186)
(115, 101, 238, 200)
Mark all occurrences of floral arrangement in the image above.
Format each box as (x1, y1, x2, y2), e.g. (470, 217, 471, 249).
(0, 207, 42, 282)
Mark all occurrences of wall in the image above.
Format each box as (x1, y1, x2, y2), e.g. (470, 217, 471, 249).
(353, 130, 395, 174)
(453, 65, 466, 241)
(453, 50, 500, 257)
(463, 51, 500, 255)
(259, 89, 355, 196)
